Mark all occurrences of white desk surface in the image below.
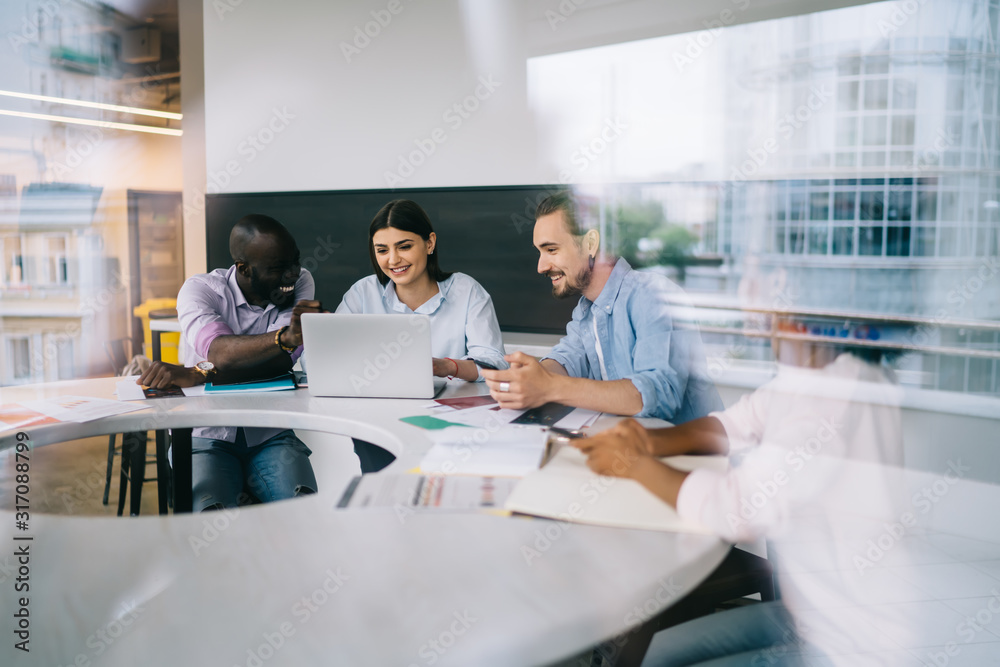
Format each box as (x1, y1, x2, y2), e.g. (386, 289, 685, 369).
(148, 318, 182, 333)
(0, 378, 727, 667)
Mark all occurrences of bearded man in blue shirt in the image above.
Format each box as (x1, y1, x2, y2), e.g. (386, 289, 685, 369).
(483, 192, 721, 424)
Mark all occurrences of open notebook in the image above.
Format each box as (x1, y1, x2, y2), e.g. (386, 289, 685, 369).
(504, 445, 728, 534)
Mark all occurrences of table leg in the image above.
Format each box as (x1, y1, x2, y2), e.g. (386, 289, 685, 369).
(124, 431, 147, 517)
(172, 428, 193, 513)
(155, 430, 170, 515)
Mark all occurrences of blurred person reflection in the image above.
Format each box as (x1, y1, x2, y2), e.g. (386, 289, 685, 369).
(576, 320, 921, 665)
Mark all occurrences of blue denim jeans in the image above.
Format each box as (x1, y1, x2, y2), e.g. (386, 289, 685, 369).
(640, 601, 811, 667)
(190, 429, 317, 512)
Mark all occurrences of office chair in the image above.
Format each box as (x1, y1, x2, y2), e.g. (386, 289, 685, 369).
(102, 339, 172, 516)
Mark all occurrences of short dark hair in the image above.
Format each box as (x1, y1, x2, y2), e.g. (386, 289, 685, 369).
(230, 214, 292, 263)
(535, 191, 585, 238)
(368, 200, 453, 286)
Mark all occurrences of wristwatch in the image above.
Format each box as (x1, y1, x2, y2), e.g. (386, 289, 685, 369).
(194, 360, 216, 380)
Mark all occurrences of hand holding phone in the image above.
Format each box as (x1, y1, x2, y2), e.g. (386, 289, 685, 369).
(473, 359, 500, 371)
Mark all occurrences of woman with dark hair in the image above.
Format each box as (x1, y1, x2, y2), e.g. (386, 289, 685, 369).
(337, 199, 507, 471)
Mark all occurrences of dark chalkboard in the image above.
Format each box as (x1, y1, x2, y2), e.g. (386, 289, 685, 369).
(205, 185, 577, 334)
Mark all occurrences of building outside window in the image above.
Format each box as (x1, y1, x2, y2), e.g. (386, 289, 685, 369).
(529, 0, 999, 396)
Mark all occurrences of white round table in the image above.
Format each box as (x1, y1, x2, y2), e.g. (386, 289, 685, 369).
(0, 378, 728, 666)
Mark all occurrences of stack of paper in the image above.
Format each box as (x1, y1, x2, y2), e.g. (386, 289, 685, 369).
(417, 425, 549, 477)
(504, 446, 728, 533)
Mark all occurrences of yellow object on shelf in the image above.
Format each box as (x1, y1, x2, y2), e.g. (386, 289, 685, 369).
(133, 297, 180, 364)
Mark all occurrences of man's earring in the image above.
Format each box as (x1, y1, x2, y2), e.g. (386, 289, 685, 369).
(589, 255, 595, 270)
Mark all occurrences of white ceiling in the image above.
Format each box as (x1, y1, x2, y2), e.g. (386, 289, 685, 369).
(523, 0, 886, 56)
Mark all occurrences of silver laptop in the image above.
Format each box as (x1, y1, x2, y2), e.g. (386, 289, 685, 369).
(300, 313, 444, 399)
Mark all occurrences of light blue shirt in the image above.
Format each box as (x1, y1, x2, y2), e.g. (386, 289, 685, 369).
(543, 258, 722, 423)
(336, 273, 507, 379)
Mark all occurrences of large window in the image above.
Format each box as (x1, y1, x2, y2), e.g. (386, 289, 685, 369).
(529, 0, 1000, 396)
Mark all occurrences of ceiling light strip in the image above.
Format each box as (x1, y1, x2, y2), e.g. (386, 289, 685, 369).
(0, 89, 182, 120)
(0, 109, 183, 136)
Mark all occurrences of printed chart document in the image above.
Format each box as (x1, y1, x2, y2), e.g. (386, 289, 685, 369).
(0, 404, 59, 431)
(337, 474, 517, 512)
(417, 426, 549, 477)
(504, 445, 728, 533)
(17, 396, 148, 424)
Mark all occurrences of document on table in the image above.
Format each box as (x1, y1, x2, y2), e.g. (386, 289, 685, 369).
(554, 408, 601, 430)
(441, 403, 600, 431)
(337, 474, 517, 511)
(504, 446, 728, 533)
(0, 404, 59, 431)
(17, 396, 148, 424)
(417, 425, 549, 477)
(439, 404, 528, 428)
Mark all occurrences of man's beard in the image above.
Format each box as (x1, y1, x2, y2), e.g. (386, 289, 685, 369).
(549, 265, 592, 299)
(250, 267, 294, 307)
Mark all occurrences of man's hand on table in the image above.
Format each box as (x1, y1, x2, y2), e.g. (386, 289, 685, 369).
(137, 361, 204, 389)
(481, 352, 557, 409)
(573, 418, 691, 507)
(572, 418, 655, 479)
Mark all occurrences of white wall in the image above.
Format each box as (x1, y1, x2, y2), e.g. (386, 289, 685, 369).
(198, 0, 880, 195)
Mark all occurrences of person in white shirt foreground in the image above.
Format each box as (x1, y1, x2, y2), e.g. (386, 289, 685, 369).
(576, 333, 939, 666)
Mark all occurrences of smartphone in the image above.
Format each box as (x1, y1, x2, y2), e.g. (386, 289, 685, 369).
(473, 359, 500, 371)
(548, 426, 587, 439)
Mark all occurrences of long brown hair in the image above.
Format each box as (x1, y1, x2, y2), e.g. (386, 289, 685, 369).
(369, 199, 453, 286)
